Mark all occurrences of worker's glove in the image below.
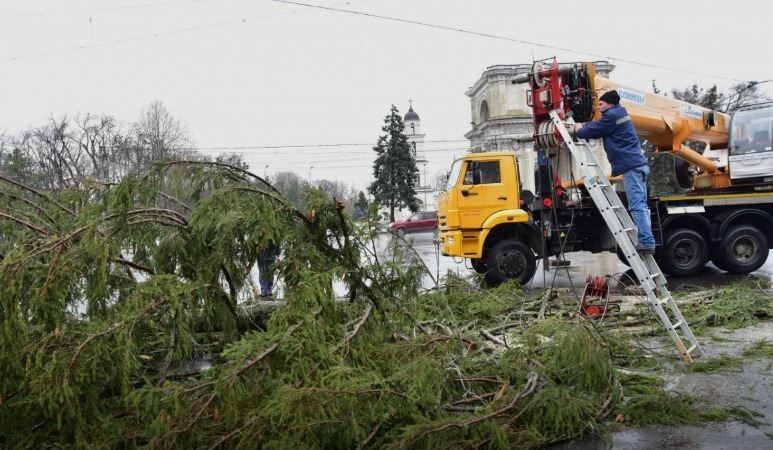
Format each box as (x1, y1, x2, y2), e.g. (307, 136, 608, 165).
(573, 122, 584, 133)
(563, 122, 576, 137)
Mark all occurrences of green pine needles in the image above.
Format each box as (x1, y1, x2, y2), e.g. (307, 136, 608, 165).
(0, 162, 768, 448)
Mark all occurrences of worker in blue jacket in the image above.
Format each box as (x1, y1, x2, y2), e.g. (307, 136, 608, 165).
(574, 90, 655, 253)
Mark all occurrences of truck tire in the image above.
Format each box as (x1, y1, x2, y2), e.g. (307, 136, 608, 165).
(471, 258, 487, 274)
(718, 225, 768, 274)
(484, 239, 536, 286)
(658, 228, 708, 277)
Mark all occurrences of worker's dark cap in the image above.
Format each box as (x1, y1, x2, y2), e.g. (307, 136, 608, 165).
(599, 90, 620, 105)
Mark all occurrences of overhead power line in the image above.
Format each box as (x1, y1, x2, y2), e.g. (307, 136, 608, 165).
(1, 0, 753, 84)
(188, 138, 468, 151)
(0, 0, 377, 63)
(0, 0, 215, 19)
(271, 0, 748, 83)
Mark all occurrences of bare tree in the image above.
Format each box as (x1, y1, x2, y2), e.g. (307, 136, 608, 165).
(315, 179, 354, 208)
(432, 170, 449, 192)
(131, 101, 190, 169)
(74, 113, 134, 183)
(724, 82, 770, 112)
(17, 116, 86, 189)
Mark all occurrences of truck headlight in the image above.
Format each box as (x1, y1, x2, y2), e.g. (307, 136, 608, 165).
(447, 236, 454, 246)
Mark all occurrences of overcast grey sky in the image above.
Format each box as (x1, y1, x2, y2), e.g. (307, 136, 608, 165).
(2, 0, 771, 190)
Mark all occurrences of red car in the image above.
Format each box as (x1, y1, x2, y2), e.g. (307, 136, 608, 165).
(388, 211, 438, 237)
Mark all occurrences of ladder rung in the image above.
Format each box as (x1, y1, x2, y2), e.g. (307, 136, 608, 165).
(687, 344, 698, 354)
(672, 319, 684, 329)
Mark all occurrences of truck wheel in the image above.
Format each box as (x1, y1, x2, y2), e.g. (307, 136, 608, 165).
(471, 258, 487, 274)
(719, 225, 768, 274)
(484, 239, 536, 286)
(658, 228, 708, 277)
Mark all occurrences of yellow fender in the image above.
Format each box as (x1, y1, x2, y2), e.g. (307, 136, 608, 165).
(474, 208, 530, 256)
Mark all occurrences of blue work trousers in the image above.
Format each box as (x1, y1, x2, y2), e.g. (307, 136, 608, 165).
(257, 253, 277, 296)
(623, 165, 656, 249)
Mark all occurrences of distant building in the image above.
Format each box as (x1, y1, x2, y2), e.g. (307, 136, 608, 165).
(403, 102, 436, 211)
(464, 61, 615, 192)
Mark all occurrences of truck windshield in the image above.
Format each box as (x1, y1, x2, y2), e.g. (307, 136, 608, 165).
(730, 107, 773, 155)
(445, 159, 463, 190)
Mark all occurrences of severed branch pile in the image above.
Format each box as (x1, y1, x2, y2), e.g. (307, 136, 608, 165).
(0, 162, 769, 449)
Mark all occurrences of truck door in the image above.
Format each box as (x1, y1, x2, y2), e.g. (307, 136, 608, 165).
(457, 158, 512, 229)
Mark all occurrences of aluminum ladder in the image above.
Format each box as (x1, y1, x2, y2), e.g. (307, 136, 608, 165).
(549, 110, 702, 363)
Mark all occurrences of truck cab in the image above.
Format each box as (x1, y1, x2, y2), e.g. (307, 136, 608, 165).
(438, 151, 538, 284)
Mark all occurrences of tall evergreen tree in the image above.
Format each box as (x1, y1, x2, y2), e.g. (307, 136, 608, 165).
(352, 190, 369, 220)
(368, 105, 419, 222)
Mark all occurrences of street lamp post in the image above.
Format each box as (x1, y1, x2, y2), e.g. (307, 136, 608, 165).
(423, 163, 428, 207)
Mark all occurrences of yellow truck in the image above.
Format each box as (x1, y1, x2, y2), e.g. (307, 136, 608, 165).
(438, 61, 773, 285)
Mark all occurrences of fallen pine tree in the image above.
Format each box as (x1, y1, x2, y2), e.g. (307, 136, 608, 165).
(0, 162, 769, 449)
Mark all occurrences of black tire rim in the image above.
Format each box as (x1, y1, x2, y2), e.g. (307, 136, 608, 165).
(671, 238, 700, 269)
(497, 249, 526, 278)
(730, 235, 759, 264)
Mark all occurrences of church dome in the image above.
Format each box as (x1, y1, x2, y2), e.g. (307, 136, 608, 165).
(404, 106, 420, 121)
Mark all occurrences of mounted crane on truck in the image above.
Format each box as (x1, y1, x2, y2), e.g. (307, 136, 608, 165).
(438, 60, 773, 284)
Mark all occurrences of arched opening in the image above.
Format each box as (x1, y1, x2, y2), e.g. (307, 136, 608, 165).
(479, 100, 490, 123)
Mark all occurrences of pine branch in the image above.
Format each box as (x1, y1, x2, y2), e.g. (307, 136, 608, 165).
(0, 173, 75, 216)
(220, 264, 238, 310)
(156, 160, 282, 196)
(296, 387, 410, 401)
(403, 372, 541, 446)
(356, 420, 383, 450)
(229, 186, 310, 225)
(67, 298, 168, 374)
(334, 301, 373, 353)
(157, 323, 178, 386)
(25, 208, 190, 261)
(159, 191, 192, 212)
(232, 307, 322, 379)
(113, 257, 155, 275)
(0, 189, 58, 227)
(0, 210, 50, 236)
(207, 416, 260, 450)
